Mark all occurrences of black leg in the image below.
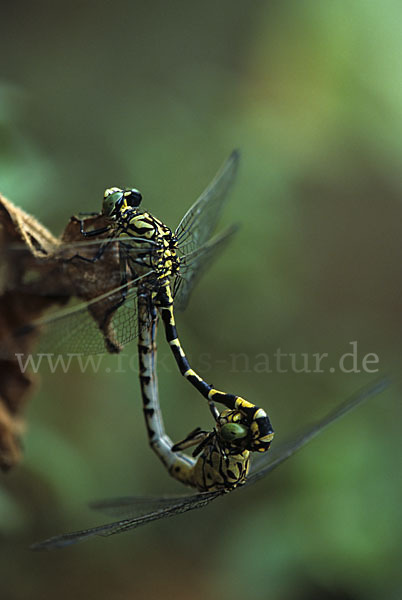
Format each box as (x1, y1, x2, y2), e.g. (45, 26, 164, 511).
(64, 217, 112, 264)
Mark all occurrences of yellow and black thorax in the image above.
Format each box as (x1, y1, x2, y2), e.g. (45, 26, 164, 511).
(103, 186, 180, 281)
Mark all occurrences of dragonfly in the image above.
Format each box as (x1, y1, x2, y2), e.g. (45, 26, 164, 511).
(6, 150, 273, 453)
(30, 376, 390, 550)
(135, 290, 261, 492)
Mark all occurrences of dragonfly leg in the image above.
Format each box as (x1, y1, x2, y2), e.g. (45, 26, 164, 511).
(208, 400, 220, 421)
(71, 215, 110, 238)
(63, 217, 112, 264)
(171, 427, 211, 452)
(137, 293, 198, 487)
(157, 284, 274, 453)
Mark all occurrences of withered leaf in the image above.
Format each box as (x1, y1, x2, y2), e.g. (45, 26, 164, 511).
(0, 194, 121, 470)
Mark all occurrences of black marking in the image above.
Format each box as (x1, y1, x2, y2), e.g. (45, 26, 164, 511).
(142, 393, 151, 406)
(164, 324, 177, 343)
(131, 226, 155, 236)
(138, 344, 151, 354)
(141, 376, 151, 386)
(256, 415, 274, 436)
(218, 454, 227, 482)
(145, 424, 155, 437)
(185, 374, 211, 396)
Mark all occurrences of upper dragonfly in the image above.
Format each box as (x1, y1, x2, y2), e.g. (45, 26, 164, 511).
(5, 151, 273, 453)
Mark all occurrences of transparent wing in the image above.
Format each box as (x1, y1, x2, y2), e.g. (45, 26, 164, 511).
(34, 283, 141, 356)
(244, 377, 391, 487)
(89, 493, 218, 518)
(1, 227, 162, 357)
(4, 234, 157, 260)
(30, 377, 390, 550)
(173, 224, 238, 311)
(175, 150, 240, 257)
(1, 272, 153, 357)
(31, 491, 220, 550)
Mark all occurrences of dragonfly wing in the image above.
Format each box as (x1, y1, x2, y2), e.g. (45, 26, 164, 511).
(4, 234, 155, 299)
(30, 378, 390, 550)
(1, 275, 150, 357)
(89, 491, 219, 517)
(174, 224, 238, 311)
(37, 285, 140, 355)
(31, 491, 220, 550)
(1, 226, 162, 358)
(175, 150, 239, 257)
(244, 377, 391, 488)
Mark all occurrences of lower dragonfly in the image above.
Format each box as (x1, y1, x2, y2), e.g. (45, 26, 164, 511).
(33, 286, 277, 551)
(136, 291, 266, 491)
(31, 305, 389, 550)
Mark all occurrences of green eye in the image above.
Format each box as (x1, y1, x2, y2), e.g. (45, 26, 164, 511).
(220, 423, 248, 442)
(102, 191, 124, 217)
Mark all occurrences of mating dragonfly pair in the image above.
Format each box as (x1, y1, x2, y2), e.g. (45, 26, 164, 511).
(18, 151, 273, 488)
(1, 152, 389, 548)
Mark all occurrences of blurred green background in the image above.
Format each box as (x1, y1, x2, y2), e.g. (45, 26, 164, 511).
(1, 1, 401, 599)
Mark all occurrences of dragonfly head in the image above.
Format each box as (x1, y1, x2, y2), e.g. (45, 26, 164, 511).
(217, 409, 248, 451)
(102, 187, 143, 218)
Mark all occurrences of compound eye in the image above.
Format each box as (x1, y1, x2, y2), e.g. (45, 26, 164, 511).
(102, 191, 124, 217)
(220, 422, 248, 443)
(125, 188, 142, 208)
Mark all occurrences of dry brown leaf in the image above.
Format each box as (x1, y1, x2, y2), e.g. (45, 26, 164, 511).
(0, 193, 65, 469)
(0, 192, 130, 470)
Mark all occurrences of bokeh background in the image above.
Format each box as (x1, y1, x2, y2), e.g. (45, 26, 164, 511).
(1, 1, 401, 599)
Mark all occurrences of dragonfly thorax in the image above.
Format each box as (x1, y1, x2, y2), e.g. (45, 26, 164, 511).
(186, 409, 251, 492)
(192, 432, 250, 492)
(107, 201, 180, 281)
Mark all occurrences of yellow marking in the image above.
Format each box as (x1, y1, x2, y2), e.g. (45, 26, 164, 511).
(235, 397, 254, 410)
(208, 389, 226, 400)
(104, 186, 120, 197)
(219, 409, 231, 419)
(169, 338, 185, 356)
(184, 368, 202, 381)
(261, 433, 275, 442)
(136, 221, 154, 229)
